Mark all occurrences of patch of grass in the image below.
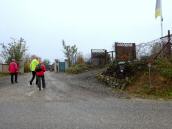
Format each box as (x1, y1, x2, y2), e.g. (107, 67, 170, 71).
(0, 72, 9, 77)
(124, 59, 172, 99)
(127, 75, 172, 99)
(155, 58, 172, 79)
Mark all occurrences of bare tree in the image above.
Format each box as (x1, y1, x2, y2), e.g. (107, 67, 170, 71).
(62, 40, 77, 66)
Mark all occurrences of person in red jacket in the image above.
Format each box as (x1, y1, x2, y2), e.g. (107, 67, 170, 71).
(35, 61, 46, 91)
(8, 59, 18, 84)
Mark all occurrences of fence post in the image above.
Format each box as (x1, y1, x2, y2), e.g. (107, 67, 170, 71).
(115, 43, 117, 61)
(167, 30, 171, 57)
(133, 43, 136, 59)
(105, 50, 107, 64)
(0, 64, 2, 72)
(148, 63, 152, 88)
(91, 49, 93, 64)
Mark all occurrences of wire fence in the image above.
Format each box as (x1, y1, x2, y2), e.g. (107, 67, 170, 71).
(136, 31, 172, 60)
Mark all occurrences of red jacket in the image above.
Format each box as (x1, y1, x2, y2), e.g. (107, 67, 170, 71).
(36, 64, 46, 76)
(8, 61, 18, 73)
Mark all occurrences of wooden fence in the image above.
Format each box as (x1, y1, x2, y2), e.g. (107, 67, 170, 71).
(115, 43, 136, 61)
(0, 60, 24, 73)
(91, 49, 109, 65)
(0, 64, 9, 73)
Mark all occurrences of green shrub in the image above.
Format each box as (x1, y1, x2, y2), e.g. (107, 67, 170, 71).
(159, 68, 172, 79)
(66, 64, 89, 74)
(155, 58, 172, 68)
(155, 58, 172, 79)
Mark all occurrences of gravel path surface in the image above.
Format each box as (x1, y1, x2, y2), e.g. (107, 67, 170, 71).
(0, 70, 172, 129)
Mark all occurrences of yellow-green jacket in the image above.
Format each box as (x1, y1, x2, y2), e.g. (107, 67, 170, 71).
(30, 59, 39, 71)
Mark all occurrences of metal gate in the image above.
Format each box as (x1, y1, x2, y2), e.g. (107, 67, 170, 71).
(59, 62, 65, 72)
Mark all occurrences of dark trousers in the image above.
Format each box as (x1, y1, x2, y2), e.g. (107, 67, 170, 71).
(37, 75, 46, 90)
(11, 73, 18, 83)
(30, 71, 38, 85)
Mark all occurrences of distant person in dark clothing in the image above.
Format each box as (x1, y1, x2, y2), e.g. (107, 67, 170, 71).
(8, 59, 18, 84)
(29, 56, 39, 85)
(35, 61, 46, 91)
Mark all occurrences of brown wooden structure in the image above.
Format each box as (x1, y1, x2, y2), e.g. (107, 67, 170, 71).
(91, 49, 108, 65)
(0, 64, 9, 73)
(115, 43, 136, 61)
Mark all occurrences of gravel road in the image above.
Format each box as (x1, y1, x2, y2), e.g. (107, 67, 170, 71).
(0, 70, 172, 129)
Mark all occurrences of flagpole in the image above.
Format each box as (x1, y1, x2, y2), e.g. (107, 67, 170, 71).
(160, 0, 163, 37)
(160, 16, 163, 49)
(160, 17, 163, 37)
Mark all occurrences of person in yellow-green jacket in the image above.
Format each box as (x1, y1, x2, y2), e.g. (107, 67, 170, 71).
(29, 56, 39, 85)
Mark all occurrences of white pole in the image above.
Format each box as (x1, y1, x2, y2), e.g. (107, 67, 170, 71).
(160, 0, 163, 37)
(161, 17, 163, 37)
(160, 16, 163, 50)
(160, 18, 163, 38)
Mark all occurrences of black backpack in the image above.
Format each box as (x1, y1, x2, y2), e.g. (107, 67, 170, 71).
(35, 64, 42, 72)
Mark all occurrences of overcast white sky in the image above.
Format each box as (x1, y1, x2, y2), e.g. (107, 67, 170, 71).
(0, 0, 172, 62)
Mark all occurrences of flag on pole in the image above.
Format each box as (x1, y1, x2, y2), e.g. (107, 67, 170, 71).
(155, 0, 162, 18)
